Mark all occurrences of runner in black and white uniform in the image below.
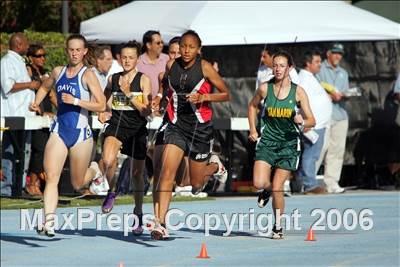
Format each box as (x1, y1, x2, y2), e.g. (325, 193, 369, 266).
(94, 41, 152, 236)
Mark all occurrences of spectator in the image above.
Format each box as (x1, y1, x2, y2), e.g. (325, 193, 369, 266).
(167, 36, 181, 60)
(256, 46, 299, 89)
(108, 44, 124, 78)
(26, 44, 57, 196)
(316, 43, 349, 194)
(394, 72, 400, 102)
(1, 32, 40, 196)
(297, 51, 332, 194)
(137, 30, 169, 110)
(92, 45, 113, 91)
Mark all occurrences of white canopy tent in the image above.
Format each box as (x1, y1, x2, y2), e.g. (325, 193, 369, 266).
(80, 1, 400, 45)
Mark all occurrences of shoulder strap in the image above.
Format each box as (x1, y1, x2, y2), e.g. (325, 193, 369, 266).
(111, 72, 122, 92)
(55, 66, 67, 84)
(78, 66, 89, 91)
(131, 72, 143, 92)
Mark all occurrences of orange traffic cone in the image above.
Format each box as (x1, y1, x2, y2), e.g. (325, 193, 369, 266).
(305, 227, 316, 241)
(196, 243, 210, 259)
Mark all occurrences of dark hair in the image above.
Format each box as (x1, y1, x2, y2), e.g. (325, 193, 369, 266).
(121, 40, 141, 57)
(142, 30, 161, 53)
(272, 50, 294, 67)
(27, 43, 44, 57)
(181, 30, 202, 47)
(66, 34, 88, 48)
(111, 44, 123, 59)
(301, 50, 321, 68)
(168, 36, 181, 47)
(262, 45, 278, 57)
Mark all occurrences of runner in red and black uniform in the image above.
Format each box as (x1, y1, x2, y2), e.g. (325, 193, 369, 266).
(151, 30, 230, 240)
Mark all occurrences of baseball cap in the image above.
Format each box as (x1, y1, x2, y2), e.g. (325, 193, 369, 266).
(329, 43, 345, 54)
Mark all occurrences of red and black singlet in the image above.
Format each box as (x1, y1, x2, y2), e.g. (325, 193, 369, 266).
(166, 56, 212, 125)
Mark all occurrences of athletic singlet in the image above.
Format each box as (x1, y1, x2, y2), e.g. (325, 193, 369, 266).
(166, 56, 212, 124)
(109, 72, 147, 129)
(54, 65, 90, 128)
(260, 81, 300, 142)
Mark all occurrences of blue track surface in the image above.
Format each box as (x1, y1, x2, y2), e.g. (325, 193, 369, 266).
(1, 190, 399, 266)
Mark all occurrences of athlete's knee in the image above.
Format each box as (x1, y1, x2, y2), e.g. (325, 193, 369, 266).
(190, 180, 203, 190)
(44, 172, 60, 185)
(253, 179, 270, 190)
(159, 168, 176, 182)
(71, 180, 85, 191)
(45, 177, 59, 188)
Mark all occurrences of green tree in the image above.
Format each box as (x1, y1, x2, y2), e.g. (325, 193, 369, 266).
(1, 0, 131, 33)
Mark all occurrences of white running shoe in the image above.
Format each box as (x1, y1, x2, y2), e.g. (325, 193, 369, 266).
(209, 154, 228, 184)
(150, 222, 169, 240)
(327, 186, 345, 194)
(192, 192, 208, 198)
(36, 222, 55, 237)
(89, 162, 109, 195)
(175, 186, 193, 197)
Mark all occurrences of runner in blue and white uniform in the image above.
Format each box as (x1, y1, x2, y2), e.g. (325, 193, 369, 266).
(30, 34, 106, 237)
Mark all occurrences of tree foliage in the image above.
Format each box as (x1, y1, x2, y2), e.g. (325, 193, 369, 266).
(1, 0, 131, 33)
(1, 30, 68, 73)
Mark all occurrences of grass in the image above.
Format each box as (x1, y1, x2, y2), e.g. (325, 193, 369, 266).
(0, 195, 214, 210)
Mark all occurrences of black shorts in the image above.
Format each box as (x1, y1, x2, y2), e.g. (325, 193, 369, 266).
(154, 122, 168, 146)
(163, 121, 213, 162)
(103, 123, 147, 160)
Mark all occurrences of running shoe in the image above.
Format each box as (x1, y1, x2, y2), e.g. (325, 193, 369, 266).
(102, 192, 116, 213)
(191, 183, 207, 196)
(89, 162, 109, 195)
(175, 186, 208, 198)
(132, 210, 144, 236)
(36, 223, 55, 237)
(257, 189, 271, 208)
(150, 222, 169, 240)
(271, 225, 283, 239)
(209, 154, 228, 184)
(327, 186, 345, 194)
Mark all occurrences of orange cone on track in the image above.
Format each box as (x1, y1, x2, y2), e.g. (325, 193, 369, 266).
(305, 227, 316, 241)
(196, 243, 210, 259)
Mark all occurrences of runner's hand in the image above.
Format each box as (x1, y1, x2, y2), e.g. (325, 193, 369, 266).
(152, 96, 161, 111)
(98, 112, 111, 123)
(186, 93, 204, 104)
(61, 93, 76, 105)
(29, 102, 42, 114)
(294, 113, 304, 125)
(248, 129, 259, 142)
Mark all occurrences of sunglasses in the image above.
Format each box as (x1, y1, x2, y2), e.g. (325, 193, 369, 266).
(32, 54, 46, 58)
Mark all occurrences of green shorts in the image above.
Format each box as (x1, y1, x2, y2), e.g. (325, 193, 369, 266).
(255, 137, 301, 171)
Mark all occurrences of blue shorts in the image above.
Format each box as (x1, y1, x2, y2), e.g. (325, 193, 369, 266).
(50, 121, 93, 148)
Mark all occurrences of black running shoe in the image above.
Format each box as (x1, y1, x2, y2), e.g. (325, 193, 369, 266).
(257, 189, 271, 208)
(271, 225, 283, 239)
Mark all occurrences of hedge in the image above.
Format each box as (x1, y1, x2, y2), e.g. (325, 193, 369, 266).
(1, 30, 68, 73)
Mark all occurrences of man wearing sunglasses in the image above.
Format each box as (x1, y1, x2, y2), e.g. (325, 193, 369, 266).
(137, 30, 169, 111)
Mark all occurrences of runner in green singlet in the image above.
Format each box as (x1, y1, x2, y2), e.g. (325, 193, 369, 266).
(248, 51, 315, 239)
